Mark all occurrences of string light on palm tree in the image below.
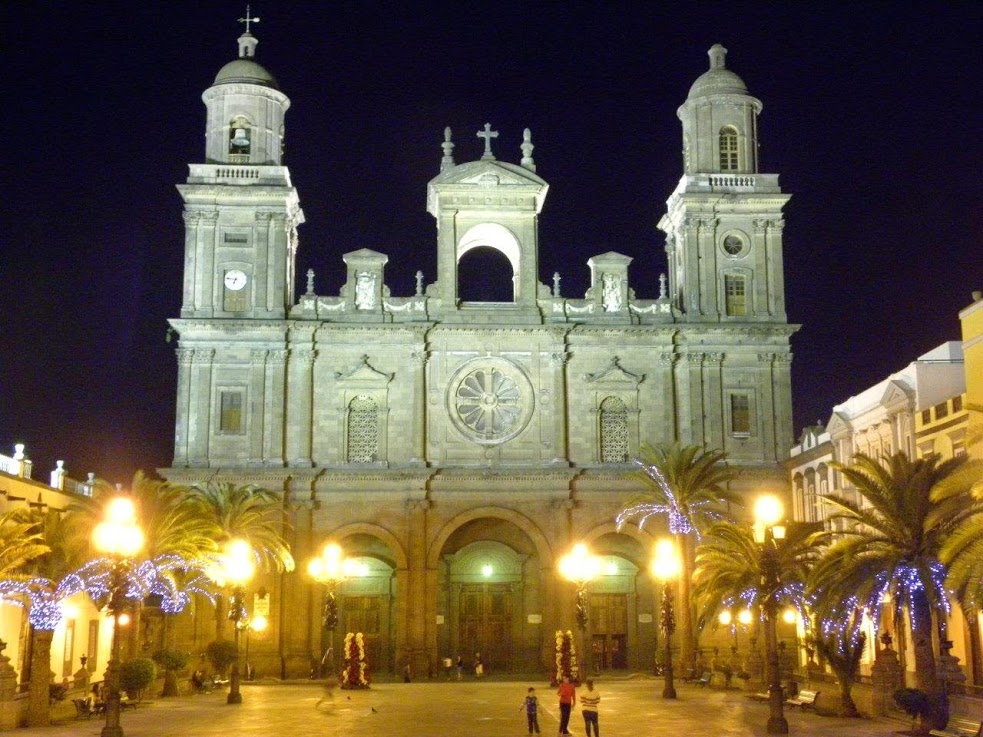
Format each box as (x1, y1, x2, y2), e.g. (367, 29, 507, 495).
(652, 539, 682, 699)
(559, 543, 601, 680)
(92, 496, 144, 737)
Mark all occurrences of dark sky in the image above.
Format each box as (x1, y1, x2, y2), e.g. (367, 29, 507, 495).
(3, 3, 980, 484)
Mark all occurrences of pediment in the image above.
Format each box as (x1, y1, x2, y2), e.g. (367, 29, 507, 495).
(879, 379, 913, 411)
(343, 248, 388, 263)
(430, 160, 546, 188)
(826, 411, 852, 436)
(334, 355, 393, 384)
(584, 356, 643, 385)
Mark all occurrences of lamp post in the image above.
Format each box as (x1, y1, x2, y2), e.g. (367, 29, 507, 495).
(308, 543, 357, 679)
(652, 539, 681, 699)
(558, 543, 601, 680)
(753, 495, 789, 735)
(92, 497, 144, 737)
(211, 539, 255, 705)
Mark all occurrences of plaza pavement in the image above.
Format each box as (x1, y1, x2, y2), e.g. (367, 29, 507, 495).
(20, 678, 923, 737)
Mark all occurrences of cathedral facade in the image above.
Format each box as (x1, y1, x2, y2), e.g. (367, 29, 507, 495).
(164, 32, 796, 678)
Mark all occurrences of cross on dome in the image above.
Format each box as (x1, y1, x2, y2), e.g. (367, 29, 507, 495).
(477, 123, 498, 160)
(238, 5, 260, 34)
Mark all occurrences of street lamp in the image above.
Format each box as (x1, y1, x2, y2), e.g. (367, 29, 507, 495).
(753, 495, 788, 735)
(308, 542, 358, 678)
(209, 539, 255, 704)
(652, 538, 681, 699)
(92, 496, 144, 737)
(558, 543, 601, 679)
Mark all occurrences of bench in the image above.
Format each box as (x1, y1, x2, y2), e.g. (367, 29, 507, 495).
(930, 717, 983, 737)
(784, 689, 819, 710)
(72, 699, 95, 719)
(695, 672, 712, 687)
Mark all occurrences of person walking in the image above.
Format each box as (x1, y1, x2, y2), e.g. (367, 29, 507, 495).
(456, 655, 464, 680)
(521, 686, 541, 735)
(556, 676, 576, 735)
(474, 652, 484, 677)
(580, 679, 600, 737)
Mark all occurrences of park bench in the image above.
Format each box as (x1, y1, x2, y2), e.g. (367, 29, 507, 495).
(784, 689, 819, 710)
(929, 717, 982, 737)
(695, 672, 712, 687)
(72, 698, 95, 719)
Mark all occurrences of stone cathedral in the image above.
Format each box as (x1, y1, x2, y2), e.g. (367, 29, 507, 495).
(164, 31, 796, 678)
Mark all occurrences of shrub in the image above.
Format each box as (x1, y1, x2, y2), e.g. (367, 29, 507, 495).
(120, 658, 158, 699)
(152, 649, 189, 673)
(205, 640, 238, 677)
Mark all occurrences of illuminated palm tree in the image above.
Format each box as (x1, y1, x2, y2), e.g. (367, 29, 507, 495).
(0, 509, 49, 577)
(187, 481, 294, 638)
(617, 442, 741, 668)
(809, 452, 982, 729)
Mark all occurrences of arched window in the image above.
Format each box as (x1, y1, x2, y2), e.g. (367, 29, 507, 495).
(229, 116, 252, 161)
(599, 396, 629, 463)
(719, 126, 739, 171)
(347, 395, 378, 463)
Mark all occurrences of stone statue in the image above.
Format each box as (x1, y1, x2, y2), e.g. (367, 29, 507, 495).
(602, 273, 622, 312)
(355, 272, 376, 310)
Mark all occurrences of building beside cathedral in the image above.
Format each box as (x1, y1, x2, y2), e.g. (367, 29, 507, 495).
(163, 30, 796, 678)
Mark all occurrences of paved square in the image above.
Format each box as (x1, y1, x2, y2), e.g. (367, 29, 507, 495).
(27, 680, 914, 737)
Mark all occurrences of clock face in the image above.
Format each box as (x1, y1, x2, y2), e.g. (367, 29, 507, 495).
(224, 269, 248, 291)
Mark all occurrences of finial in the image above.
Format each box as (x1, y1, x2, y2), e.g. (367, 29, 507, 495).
(708, 44, 727, 70)
(520, 128, 536, 172)
(477, 123, 499, 161)
(440, 127, 455, 172)
(415, 271, 424, 296)
(237, 5, 261, 57)
(552, 272, 561, 298)
(659, 273, 667, 299)
(306, 268, 315, 295)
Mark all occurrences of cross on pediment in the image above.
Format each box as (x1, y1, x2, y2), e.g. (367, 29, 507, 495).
(477, 123, 498, 160)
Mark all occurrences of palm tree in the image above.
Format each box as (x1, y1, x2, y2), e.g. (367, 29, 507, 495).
(808, 626, 866, 717)
(186, 481, 294, 638)
(0, 508, 89, 727)
(617, 442, 741, 669)
(0, 509, 49, 576)
(693, 521, 826, 629)
(77, 472, 217, 655)
(809, 452, 982, 729)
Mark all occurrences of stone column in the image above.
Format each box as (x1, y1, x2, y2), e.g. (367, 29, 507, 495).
(404, 498, 430, 678)
(286, 348, 316, 467)
(172, 348, 195, 465)
(189, 349, 214, 466)
(265, 350, 287, 465)
(549, 350, 570, 464)
(870, 634, 904, 716)
(703, 353, 725, 451)
(744, 636, 764, 692)
(248, 349, 268, 464)
(757, 352, 779, 463)
(200, 212, 219, 311)
(410, 351, 428, 465)
(765, 219, 787, 319)
(682, 217, 702, 316)
(698, 217, 719, 316)
(658, 353, 678, 443)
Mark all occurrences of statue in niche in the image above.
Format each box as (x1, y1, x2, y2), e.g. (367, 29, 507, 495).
(602, 273, 622, 312)
(355, 272, 376, 310)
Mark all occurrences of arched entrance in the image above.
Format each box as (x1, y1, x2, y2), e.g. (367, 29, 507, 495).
(434, 514, 548, 673)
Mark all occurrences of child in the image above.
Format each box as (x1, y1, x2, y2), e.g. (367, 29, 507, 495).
(581, 679, 600, 737)
(521, 686, 541, 735)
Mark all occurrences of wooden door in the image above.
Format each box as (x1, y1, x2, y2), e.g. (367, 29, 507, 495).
(459, 583, 512, 672)
(589, 594, 628, 670)
(344, 596, 382, 670)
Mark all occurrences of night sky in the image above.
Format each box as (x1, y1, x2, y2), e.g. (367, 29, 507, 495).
(3, 3, 980, 484)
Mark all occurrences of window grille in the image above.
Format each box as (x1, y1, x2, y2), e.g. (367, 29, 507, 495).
(599, 396, 629, 462)
(347, 395, 378, 463)
(719, 126, 739, 171)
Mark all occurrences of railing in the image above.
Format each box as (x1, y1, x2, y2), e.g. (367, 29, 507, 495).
(709, 174, 757, 188)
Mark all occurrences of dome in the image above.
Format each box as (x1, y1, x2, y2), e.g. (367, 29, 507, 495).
(687, 44, 748, 100)
(213, 58, 279, 90)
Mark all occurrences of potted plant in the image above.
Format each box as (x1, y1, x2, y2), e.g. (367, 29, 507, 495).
(153, 649, 189, 697)
(119, 658, 158, 702)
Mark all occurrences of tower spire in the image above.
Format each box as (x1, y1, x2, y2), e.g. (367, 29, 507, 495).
(440, 127, 455, 171)
(520, 128, 536, 172)
(708, 43, 727, 70)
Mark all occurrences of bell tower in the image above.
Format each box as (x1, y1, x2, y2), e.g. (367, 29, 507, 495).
(659, 44, 789, 323)
(177, 21, 303, 320)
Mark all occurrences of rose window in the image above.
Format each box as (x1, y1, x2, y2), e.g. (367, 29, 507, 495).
(447, 358, 533, 445)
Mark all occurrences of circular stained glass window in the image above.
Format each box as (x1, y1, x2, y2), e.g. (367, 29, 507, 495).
(447, 358, 533, 445)
(723, 234, 745, 256)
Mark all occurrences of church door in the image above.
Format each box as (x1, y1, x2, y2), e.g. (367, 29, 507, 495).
(344, 596, 383, 672)
(589, 593, 628, 670)
(459, 583, 512, 672)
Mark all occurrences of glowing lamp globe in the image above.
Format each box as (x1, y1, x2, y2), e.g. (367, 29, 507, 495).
(718, 610, 733, 626)
(559, 543, 601, 585)
(651, 539, 681, 581)
(738, 609, 753, 626)
(753, 495, 784, 528)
